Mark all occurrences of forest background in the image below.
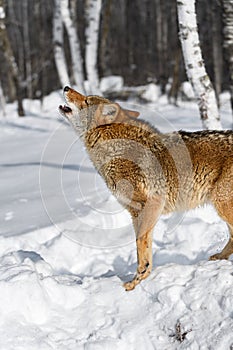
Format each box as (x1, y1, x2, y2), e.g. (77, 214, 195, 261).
(0, 0, 232, 118)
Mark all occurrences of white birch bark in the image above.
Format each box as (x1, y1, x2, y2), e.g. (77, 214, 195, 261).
(85, 0, 102, 94)
(61, 0, 85, 93)
(53, 0, 70, 88)
(177, 0, 222, 130)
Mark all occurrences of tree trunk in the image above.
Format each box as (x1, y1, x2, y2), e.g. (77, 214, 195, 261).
(156, 0, 169, 93)
(161, 1, 169, 93)
(168, 47, 182, 105)
(85, 0, 102, 94)
(0, 80, 6, 116)
(0, 0, 25, 116)
(222, 0, 233, 118)
(53, 0, 70, 88)
(7, 0, 24, 101)
(99, 0, 112, 77)
(155, 0, 163, 88)
(22, 0, 33, 99)
(38, 0, 46, 105)
(61, 0, 85, 93)
(177, 0, 222, 130)
(210, 0, 223, 107)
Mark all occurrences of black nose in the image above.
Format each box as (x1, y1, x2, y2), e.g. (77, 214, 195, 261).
(64, 86, 70, 92)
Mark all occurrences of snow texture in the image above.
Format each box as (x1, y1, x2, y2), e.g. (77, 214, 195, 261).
(0, 87, 233, 349)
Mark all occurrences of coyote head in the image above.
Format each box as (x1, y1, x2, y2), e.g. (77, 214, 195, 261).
(59, 86, 140, 136)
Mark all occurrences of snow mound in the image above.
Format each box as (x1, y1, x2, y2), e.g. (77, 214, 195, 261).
(0, 219, 232, 349)
(0, 249, 85, 324)
(100, 75, 124, 93)
(141, 83, 161, 102)
(181, 81, 195, 100)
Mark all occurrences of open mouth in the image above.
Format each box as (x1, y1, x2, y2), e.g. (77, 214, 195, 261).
(59, 105, 72, 113)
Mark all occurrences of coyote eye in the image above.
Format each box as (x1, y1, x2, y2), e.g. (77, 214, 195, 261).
(85, 99, 89, 106)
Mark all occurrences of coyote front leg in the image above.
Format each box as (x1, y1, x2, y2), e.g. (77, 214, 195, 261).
(124, 196, 164, 291)
(124, 227, 153, 291)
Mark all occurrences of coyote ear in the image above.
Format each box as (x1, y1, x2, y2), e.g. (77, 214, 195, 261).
(122, 108, 140, 118)
(101, 103, 120, 122)
(94, 103, 120, 126)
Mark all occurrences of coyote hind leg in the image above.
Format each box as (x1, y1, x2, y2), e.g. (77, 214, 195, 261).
(210, 174, 233, 260)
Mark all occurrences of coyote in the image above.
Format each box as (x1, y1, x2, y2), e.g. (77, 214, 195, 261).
(59, 86, 233, 291)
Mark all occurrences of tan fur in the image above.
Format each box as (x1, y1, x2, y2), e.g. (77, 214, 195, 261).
(59, 87, 233, 291)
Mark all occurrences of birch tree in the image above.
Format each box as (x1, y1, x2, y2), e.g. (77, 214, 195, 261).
(222, 0, 233, 116)
(177, 0, 222, 130)
(61, 0, 85, 93)
(0, 0, 24, 116)
(53, 0, 70, 88)
(85, 0, 102, 94)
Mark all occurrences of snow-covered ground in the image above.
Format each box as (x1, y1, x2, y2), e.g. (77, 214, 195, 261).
(0, 88, 233, 349)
